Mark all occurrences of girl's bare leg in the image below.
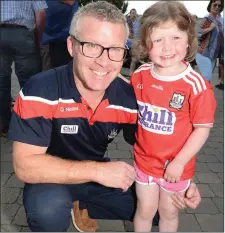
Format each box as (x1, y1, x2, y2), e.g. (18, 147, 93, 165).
(134, 183, 159, 232)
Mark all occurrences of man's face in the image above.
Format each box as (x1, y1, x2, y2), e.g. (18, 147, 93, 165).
(67, 16, 127, 92)
(130, 9, 137, 21)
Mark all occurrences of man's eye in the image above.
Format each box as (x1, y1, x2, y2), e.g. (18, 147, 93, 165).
(110, 47, 121, 52)
(87, 43, 97, 48)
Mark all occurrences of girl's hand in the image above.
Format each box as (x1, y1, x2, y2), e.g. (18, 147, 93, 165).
(164, 159, 185, 183)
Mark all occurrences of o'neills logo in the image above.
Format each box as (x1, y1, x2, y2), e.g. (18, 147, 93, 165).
(137, 101, 176, 135)
(61, 125, 79, 134)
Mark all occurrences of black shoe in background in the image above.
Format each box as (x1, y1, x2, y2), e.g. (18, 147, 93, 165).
(215, 83, 224, 90)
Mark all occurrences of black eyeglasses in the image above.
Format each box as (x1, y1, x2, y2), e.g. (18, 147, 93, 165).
(212, 3, 222, 8)
(71, 36, 128, 62)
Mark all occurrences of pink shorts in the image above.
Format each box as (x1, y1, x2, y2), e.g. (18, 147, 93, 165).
(134, 163, 190, 193)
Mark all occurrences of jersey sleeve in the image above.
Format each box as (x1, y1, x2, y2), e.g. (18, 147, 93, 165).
(8, 76, 57, 147)
(190, 86, 216, 127)
(32, 0, 48, 12)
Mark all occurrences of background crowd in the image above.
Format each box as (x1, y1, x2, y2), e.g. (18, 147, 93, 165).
(0, 0, 224, 137)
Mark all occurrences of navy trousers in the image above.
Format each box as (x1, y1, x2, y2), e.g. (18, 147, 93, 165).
(23, 182, 137, 232)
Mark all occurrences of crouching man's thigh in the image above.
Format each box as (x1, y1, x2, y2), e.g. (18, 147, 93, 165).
(23, 183, 74, 232)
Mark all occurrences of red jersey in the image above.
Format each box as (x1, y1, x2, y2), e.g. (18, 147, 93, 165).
(131, 62, 216, 180)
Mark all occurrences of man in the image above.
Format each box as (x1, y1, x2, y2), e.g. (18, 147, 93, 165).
(0, 0, 47, 137)
(9, 2, 201, 232)
(41, 0, 79, 70)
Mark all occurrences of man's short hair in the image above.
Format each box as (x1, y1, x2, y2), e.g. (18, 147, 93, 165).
(69, 1, 129, 40)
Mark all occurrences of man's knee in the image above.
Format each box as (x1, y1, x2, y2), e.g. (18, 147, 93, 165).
(23, 184, 73, 231)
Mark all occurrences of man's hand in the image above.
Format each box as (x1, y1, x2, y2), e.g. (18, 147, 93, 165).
(95, 161, 136, 192)
(171, 183, 201, 209)
(164, 159, 184, 183)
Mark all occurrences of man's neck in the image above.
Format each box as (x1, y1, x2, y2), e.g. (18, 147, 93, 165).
(75, 81, 105, 111)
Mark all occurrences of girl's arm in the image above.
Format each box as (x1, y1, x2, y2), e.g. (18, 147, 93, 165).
(173, 127, 210, 165)
(164, 127, 211, 182)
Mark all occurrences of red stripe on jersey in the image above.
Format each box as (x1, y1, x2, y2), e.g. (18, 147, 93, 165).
(14, 95, 57, 120)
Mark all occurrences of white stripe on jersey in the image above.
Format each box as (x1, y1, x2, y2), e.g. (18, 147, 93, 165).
(182, 76, 198, 95)
(183, 70, 207, 95)
(193, 123, 214, 126)
(106, 105, 138, 114)
(20, 90, 75, 105)
(190, 71, 207, 90)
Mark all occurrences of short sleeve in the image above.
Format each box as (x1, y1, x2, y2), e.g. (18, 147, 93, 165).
(190, 88, 216, 127)
(32, 0, 48, 12)
(8, 80, 57, 146)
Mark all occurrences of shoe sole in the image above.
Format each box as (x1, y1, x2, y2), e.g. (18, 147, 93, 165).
(71, 209, 84, 232)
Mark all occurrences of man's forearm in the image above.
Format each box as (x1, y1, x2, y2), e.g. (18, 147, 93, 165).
(14, 153, 97, 184)
(35, 9, 46, 47)
(174, 127, 210, 165)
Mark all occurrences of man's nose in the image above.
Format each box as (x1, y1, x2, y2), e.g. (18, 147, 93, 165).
(95, 49, 110, 66)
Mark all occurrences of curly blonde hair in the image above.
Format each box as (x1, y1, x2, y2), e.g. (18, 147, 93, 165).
(132, 1, 198, 62)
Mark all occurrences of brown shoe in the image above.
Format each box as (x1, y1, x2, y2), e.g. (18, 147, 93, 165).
(71, 201, 98, 232)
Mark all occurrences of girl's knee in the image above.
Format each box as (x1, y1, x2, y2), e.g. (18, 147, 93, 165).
(158, 205, 178, 220)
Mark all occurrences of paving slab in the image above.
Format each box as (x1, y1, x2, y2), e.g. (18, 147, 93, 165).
(209, 183, 224, 197)
(207, 162, 224, 173)
(196, 154, 220, 162)
(186, 198, 219, 214)
(1, 187, 21, 204)
(1, 174, 11, 187)
(4, 174, 25, 188)
(178, 214, 201, 232)
(212, 198, 224, 213)
(12, 206, 28, 226)
(197, 184, 215, 198)
(195, 172, 222, 183)
(1, 203, 20, 224)
(195, 214, 224, 232)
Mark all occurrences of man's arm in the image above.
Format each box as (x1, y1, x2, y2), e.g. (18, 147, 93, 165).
(171, 183, 201, 209)
(60, 0, 76, 5)
(35, 9, 46, 48)
(13, 141, 135, 191)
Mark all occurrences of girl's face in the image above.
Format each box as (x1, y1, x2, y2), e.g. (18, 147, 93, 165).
(148, 20, 188, 72)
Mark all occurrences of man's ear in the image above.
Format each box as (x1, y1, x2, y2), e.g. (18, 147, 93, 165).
(67, 36, 74, 57)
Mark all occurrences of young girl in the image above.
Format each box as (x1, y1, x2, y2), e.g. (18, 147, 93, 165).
(130, 1, 216, 232)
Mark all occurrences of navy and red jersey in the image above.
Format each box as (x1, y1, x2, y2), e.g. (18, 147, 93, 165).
(9, 62, 138, 162)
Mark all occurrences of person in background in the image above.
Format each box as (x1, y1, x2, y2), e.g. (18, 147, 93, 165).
(41, 0, 79, 70)
(215, 13, 224, 90)
(126, 8, 140, 76)
(195, 0, 224, 82)
(0, 0, 47, 137)
(131, 1, 216, 232)
(9, 2, 201, 232)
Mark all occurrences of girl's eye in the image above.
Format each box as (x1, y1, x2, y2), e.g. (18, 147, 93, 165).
(173, 37, 180, 40)
(153, 39, 161, 43)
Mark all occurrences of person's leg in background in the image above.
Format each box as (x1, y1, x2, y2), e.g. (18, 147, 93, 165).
(195, 53, 213, 81)
(40, 44, 52, 71)
(13, 29, 41, 88)
(0, 28, 13, 136)
(215, 55, 224, 90)
(49, 41, 72, 68)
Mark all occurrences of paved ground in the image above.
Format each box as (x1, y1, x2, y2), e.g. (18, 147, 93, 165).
(1, 66, 224, 232)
